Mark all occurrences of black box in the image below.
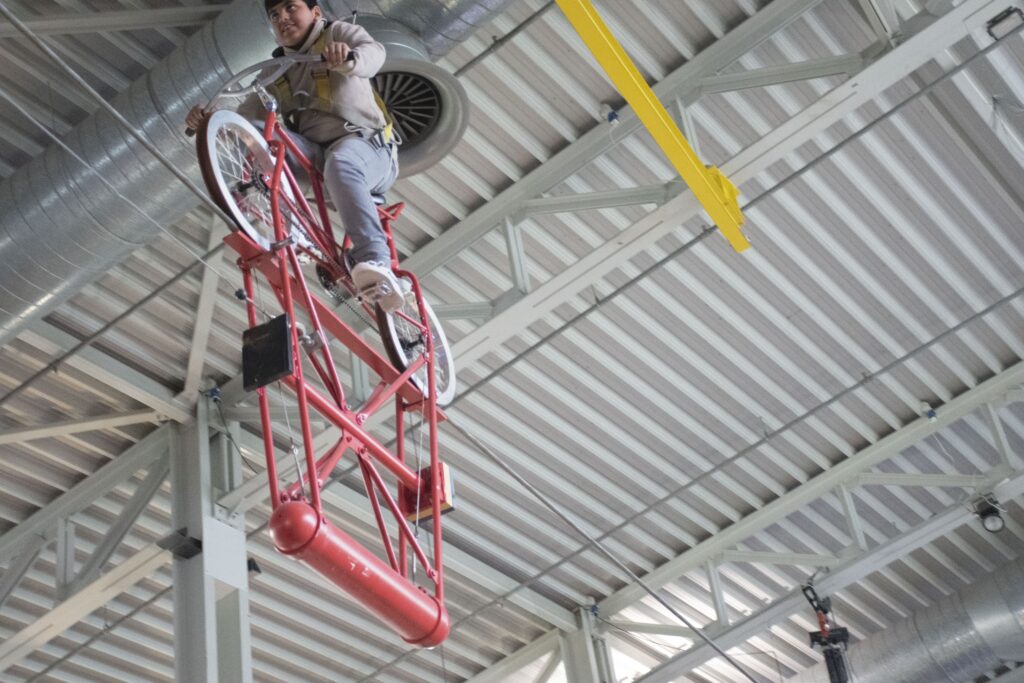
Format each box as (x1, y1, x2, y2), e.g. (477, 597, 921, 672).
(242, 314, 294, 392)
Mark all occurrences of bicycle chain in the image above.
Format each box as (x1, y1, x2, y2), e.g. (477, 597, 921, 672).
(323, 278, 377, 330)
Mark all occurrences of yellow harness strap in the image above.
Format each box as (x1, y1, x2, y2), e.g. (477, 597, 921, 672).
(311, 31, 332, 106)
(372, 88, 395, 144)
(273, 74, 293, 111)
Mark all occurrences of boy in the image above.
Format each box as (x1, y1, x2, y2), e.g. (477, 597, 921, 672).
(187, 0, 404, 311)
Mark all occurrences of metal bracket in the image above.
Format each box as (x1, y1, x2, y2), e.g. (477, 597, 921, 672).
(157, 527, 203, 560)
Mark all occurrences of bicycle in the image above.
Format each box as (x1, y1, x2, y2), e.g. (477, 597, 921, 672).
(192, 54, 455, 406)
(189, 55, 456, 647)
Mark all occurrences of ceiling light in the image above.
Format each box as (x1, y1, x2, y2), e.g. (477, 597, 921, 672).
(975, 496, 1006, 534)
(986, 8, 1024, 40)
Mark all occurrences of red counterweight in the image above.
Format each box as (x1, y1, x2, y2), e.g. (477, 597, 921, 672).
(270, 501, 450, 647)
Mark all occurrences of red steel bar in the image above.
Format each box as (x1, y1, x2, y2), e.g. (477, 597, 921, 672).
(281, 375, 420, 490)
(268, 148, 322, 514)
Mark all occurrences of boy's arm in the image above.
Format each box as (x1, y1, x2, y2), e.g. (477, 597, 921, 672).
(330, 21, 386, 78)
(235, 92, 265, 121)
(185, 93, 261, 132)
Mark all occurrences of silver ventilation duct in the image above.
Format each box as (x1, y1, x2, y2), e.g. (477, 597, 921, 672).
(330, 0, 512, 58)
(358, 14, 471, 176)
(791, 558, 1024, 682)
(0, 0, 496, 348)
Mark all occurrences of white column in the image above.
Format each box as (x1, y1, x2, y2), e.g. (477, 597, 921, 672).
(561, 606, 616, 683)
(171, 398, 252, 683)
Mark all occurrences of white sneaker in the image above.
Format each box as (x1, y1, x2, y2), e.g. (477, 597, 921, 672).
(351, 260, 404, 312)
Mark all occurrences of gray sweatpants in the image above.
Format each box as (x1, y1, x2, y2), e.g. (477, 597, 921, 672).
(288, 132, 399, 265)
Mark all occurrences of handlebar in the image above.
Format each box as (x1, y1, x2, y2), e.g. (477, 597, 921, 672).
(185, 52, 355, 137)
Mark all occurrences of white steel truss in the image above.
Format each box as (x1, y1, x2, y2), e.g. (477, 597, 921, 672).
(440, 0, 1011, 371)
(0, 5, 229, 39)
(472, 364, 1024, 680)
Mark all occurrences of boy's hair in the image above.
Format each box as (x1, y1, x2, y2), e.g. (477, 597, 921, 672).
(265, 0, 317, 14)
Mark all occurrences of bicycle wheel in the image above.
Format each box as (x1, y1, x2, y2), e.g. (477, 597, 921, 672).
(197, 111, 311, 253)
(377, 282, 456, 407)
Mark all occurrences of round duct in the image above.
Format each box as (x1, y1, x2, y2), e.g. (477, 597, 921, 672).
(353, 14, 470, 176)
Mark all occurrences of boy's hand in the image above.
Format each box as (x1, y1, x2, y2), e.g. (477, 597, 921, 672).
(185, 105, 207, 132)
(324, 42, 354, 71)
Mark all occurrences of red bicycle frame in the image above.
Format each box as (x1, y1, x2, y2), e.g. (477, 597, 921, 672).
(223, 109, 450, 646)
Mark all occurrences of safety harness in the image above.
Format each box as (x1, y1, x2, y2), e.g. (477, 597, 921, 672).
(271, 21, 396, 145)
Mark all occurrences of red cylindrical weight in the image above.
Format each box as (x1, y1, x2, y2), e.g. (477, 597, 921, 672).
(269, 501, 449, 646)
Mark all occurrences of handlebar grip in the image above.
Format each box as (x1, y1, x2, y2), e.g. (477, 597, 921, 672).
(317, 52, 357, 62)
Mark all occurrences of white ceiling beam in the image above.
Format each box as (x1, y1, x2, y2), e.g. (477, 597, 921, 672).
(504, 217, 531, 295)
(0, 542, 170, 671)
(0, 538, 44, 610)
(433, 301, 495, 320)
(856, 0, 901, 41)
(219, 405, 322, 425)
(18, 323, 192, 423)
(0, 5, 229, 38)
(0, 425, 169, 558)
(600, 363, 1023, 617)
(180, 218, 225, 401)
(444, 0, 1009, 371)
(600, 620, 696, 639)
(719, 550, 839, 568)
(531, 648, 562, 683)
(697, 53, 865, 95)
(0, 409, 159, 445)
(855, 472, 994, 488)
(838, 484, 868, 551)
(46, 36, 130, 90)
(464, 630, 562, 683)
(520, 182, 682, 216)
(50, 0, 161, 67)
(705, 560, 729, 628)
(0, 44, 96, 111)
(985, 402, 1016, 469)
(403, 0, 829, 277)
(0, 114, 46, 156)
(61, 457, 170, 599)
(636, 467, 1024, 681)
(0, 84, 73, 135)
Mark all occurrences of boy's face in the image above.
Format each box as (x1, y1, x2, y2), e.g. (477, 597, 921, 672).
(268, 0, 321, 48)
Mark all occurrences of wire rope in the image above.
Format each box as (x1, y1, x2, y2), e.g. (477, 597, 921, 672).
(0, 0, 239, 229)
(411, 410, 425, 582)
(445, 416, 760, 683)
(0, 84, 275, 410)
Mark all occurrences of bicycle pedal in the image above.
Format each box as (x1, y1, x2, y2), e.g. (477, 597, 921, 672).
(360, 282, 394, 298)
(356, 284, 383, 304)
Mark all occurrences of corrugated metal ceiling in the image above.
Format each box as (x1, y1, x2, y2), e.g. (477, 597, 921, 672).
(1, 0, 1024, 681)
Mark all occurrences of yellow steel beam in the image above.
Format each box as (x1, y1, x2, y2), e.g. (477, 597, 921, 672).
(556, 0, 749, 252)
